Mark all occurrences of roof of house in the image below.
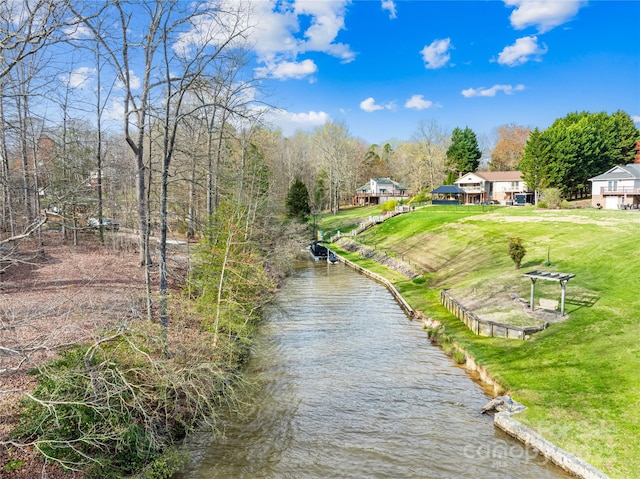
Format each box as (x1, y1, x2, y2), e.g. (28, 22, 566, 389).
(475, 171, 522, 181)
(432, 185, 465, 194)
(589, 164, 640, 182)
(455, 170, 523, 184)
(356, 177, 407, 192)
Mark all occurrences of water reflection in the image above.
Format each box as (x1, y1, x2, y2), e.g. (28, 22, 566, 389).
(177, 260, 572, 479)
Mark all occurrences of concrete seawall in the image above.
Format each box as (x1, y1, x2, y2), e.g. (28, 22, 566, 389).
(495, 413, 611, 479)
(336, 252, 611, 479)
(336, 255, 414, 318)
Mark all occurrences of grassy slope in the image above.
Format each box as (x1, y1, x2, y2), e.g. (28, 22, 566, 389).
(321, 205, 639, 479)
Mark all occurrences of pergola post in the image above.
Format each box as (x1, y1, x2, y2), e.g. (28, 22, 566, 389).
(529, 277, 537, 310)
(560, 280, 568, 316)
(522, 270, 575, 316)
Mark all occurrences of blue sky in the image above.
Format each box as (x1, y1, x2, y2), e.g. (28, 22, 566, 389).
(244, 0, 640, 145)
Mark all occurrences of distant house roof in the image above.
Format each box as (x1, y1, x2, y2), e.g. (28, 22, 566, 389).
(589, 164, 640, 182)
(475, 171, 522, 181)
(356, 177, 407, 193)
(455, 170, 523, 185)
(432, 185, 465, 194)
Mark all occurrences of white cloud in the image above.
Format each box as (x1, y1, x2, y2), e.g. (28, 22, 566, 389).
(63, 23, 92, 40)
(404, 95, 433, 110)
(359, 97, 396, 113)
(360, 97, 384, 112)
(496, 35, 547, 66)
(60, 67, 94, 89)
(115, 70, 141, 91)
(633, 115, 640, 124)
(239, 0, 355, 79)
(172, 1, 355, 79)
(381, 0, 397, 19)
(256, 59, 318, 80)
(504, 0, 586, 33)
(420, 38, 452, 69)
(294, 1, 355, 62)
(173, 2, 252, 57)
(267, 109, 331, 136)
(103, 97, 125, 122)
(461, 84, 525, 98)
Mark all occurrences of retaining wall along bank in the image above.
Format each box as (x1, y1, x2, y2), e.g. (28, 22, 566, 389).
(335, 252, 611, 479)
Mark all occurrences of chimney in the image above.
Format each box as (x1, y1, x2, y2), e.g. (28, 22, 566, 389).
(635, 141, 640, 164)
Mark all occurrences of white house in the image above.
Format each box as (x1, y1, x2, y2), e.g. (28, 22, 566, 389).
(454, 171, 533, 205)
(353, 178, 410, 206)
(588, 163, 640, 209)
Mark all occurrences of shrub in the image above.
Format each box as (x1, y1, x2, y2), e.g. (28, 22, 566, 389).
(381, 199, 398, 212)
(14, 325, 238, 479)
(409, 190, 430, 204)
(540, 188, 562, 209)
(508, 237, 526, 269)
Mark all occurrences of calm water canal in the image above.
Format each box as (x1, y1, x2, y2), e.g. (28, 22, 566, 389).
(177, 260, 572, 479)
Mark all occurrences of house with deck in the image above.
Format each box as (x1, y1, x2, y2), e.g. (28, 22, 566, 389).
(589, 163, 640, 209)
(353, 178, 410, 206)
(454, 171, 533, 205)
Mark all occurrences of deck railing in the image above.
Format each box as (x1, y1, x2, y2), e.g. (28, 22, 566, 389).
(598, 186, 640, 195)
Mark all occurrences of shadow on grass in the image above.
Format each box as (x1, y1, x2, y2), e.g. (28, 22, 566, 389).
(565, 293, 599, 312)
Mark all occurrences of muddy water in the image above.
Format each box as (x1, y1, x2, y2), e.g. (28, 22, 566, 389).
(177, 260, 572, 479)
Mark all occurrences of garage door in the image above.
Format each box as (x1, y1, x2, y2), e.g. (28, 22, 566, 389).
(605, 196, 618, 209)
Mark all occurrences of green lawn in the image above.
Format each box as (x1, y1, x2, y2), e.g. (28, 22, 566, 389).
(319, 205, 640, 479)
(313, 205, 383, 238)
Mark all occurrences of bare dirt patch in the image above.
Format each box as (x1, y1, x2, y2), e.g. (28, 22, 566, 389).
(1, 231, 148, 479)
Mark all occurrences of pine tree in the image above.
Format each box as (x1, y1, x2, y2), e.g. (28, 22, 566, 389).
(286, 178, 311, 222)
(446, 126, 481, 177)
(518, 127, 551, 204)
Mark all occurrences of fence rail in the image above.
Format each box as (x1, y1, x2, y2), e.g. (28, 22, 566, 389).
(598, 186, 640, 195)
(440, 290, 547, 340)
(330, 207, 406, 242)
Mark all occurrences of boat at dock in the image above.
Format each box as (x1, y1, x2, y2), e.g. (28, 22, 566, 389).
(309, 240, 338, 263)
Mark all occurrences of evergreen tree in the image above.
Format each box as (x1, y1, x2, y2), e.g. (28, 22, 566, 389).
(286, 178, 311, 222)
(532, 111, 640, 198)
(446, 126, 481, 177)
(508, 237, 526, 269)
(610, 110, 640, 164)
(518, 128, 551, 204)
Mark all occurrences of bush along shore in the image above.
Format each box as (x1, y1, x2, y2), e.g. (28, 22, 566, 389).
(323, 205, 639, 479)
(6, 217, 302, 479)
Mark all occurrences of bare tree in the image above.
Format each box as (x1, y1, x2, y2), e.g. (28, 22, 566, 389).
(404, 120, 450, 193)
(0, 0, 74, 80)
(154, 1, 253, 342)
(488, 123, 530, 171)
(312, 121, 355, 214)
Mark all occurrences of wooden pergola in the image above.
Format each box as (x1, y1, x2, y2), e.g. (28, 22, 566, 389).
(522, 270, 576, 316)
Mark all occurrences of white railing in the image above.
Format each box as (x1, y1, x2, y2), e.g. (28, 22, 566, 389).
(598, 186, 640, 195)
(459, 186, 483, 193)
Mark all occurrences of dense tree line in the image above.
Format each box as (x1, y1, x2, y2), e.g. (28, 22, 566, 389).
(0, 2, 431, 476)
(519, 111, 639, 199)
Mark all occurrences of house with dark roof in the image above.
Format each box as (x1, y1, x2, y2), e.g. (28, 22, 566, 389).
(431, 185, 464, 205)
(589, 163, 640, 209)
(353, 178, 410, 206)
(454, 171, 533, 205)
